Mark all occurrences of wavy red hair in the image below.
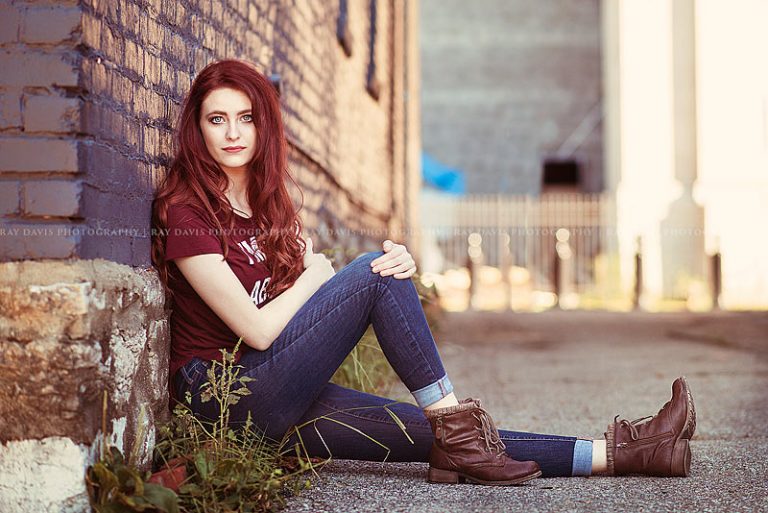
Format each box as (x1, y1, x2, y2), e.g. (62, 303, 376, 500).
(151, 59, 305, 303)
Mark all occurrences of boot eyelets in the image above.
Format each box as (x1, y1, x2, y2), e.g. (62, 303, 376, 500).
(426, 398, 541, 485)
(605, 376, 697, 477)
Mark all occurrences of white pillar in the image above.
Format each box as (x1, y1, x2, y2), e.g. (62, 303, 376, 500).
(694, 0, 768, 308)
(659, 0, 705, 302)
(610, 0, 705, 308)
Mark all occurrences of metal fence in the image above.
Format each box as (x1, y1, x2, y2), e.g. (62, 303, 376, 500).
(420, 192, 614, 299)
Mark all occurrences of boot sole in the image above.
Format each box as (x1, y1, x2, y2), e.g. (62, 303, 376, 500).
(427, 467, 542, 486)
(671, 376, 695, 477)
(680, 376, 697, 440)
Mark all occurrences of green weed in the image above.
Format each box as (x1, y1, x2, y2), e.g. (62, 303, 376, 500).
(152, 340, 326, 512)
(85, 392, 179, 513)
(86, 270, 442, 512)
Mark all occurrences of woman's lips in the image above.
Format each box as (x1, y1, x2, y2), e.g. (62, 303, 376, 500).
(223, 147, 245, 153)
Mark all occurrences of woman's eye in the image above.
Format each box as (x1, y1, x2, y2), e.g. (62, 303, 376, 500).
(210, 115, 252, 124)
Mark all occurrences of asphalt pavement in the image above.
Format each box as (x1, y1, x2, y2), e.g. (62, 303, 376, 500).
(283, 310, 768, 513)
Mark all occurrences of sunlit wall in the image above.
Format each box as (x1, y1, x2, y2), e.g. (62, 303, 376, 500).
(603, 0, 767, 309)
(694, 0, 768, 308)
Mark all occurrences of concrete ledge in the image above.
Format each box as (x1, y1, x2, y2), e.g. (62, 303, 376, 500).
(0, 436, 94, 513)
(0, 258, 170, 510)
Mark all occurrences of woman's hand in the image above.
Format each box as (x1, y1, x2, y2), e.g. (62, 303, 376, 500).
(301, 235, 314, 270)
(370, 239, 417, 279)
(301, 236, 335, 287)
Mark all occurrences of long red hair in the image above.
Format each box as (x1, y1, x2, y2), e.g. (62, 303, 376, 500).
(151, 59, 305, 302)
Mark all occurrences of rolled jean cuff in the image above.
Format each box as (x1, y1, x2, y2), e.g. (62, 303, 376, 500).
(411, 373, 454, 409)
(571, 438, 593, 476)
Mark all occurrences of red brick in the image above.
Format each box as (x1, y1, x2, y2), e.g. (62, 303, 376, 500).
(120, 1, 140, 35)
(0, 5, 21, 44)
(124, 39, 141, 78)
(0, 138, 78, 173)
(0, 181, 20, 215)
(20, 5, 81, 44)
(105, 0, 120, 25)
(0, 50, 78, 88)
(90, 0, 110, 17)
(100, 22, 125, 64)
(23, 180, 82, 217)
(0, 221, 78, 259)
(23, 95, 81, 133)
(80, 11, 101, 49)
(0, 89, 22, 129)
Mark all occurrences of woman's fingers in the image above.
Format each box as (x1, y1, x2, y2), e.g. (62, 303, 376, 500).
(371, 244, 406, 270)
(301, 236, 314, 269)
(393, 266, 417, 279)
(376, 256, 417, 278)
(378, 259, 415, 276)
(368, 241, 417, 279)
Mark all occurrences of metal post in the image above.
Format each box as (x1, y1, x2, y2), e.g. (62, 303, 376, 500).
(553, 245, 562, 308)
(554, 228, 572, 309)
(633, 236, 643, 310)
(711, 251, 722, 310)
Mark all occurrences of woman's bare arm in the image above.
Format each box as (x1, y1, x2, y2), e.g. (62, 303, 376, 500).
(173, 253, 324, 351)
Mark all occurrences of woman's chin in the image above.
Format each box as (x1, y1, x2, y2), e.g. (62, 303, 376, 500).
(218, 157, 251, 171)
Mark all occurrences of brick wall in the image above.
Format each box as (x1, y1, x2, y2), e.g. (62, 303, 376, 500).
(0, 1, 420, 510)
(0, 1, 82, 258)
(0, 0, 419, 265)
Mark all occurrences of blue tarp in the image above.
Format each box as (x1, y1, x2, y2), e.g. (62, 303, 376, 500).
(421, 152, 466, 195)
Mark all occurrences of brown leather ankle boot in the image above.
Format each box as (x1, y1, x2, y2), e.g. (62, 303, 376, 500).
(604, 376, 697, 477)
(423, 398, 541, 486)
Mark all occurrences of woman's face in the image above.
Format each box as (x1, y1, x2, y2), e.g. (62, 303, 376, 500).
(199, 87, 257, 174)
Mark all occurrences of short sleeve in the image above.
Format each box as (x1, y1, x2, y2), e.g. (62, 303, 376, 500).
(165, 204, 224, 260)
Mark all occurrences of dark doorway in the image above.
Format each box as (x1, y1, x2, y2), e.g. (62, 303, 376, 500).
(542, 159, 580, 193)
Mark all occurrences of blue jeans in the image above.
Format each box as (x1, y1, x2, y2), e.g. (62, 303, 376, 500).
(173, 251, 592, 477)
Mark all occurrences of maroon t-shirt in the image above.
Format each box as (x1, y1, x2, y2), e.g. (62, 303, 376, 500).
(164, 203, 276, 394)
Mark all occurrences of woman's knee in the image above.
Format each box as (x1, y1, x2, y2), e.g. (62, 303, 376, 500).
(340, 251, 419, 299)
(349, 251, 384, 268)
(347, 250, 419, 291)
(342, 251, 385, 283)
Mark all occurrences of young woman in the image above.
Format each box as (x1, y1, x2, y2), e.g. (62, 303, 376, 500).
(151, 59, 697, 486)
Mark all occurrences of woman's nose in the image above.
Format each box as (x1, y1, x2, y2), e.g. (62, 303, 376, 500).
(226, 125, 240, 140)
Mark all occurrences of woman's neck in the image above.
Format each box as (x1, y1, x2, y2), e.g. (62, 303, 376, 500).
(223, 169, 250, 206)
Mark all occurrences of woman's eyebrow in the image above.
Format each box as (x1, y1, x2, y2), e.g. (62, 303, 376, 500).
(206, 109, 252, 116)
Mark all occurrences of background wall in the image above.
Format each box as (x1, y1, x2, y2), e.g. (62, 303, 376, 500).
(693, 0, 768, 308)
(420, 0, 603, 195)
(603, 0, 768, 308)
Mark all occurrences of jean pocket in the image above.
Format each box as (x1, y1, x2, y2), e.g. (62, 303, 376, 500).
(180, 357, 209, 387)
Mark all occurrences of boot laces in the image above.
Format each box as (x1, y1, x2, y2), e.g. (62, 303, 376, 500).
(615, 395, 672, 440)
(617, 415, 654, 441)
(472, 410, 506, 454)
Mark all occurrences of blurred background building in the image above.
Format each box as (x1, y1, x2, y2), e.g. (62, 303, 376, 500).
(419, 0, 768, 312)
(421, 0, 603, 195)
